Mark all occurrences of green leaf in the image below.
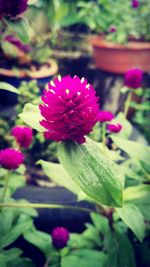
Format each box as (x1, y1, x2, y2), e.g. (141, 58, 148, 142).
(106, 225, 136, 267)
(62, 250, 107, 267)
(57, 138, 123, 207)
(23, 226, 51, 258)
(0, 82, 20, 94)
(3, 248, 22, 262)
(116, 204, 145, 242)
(124, 184, 150, 202)
(19, 103, 44, 131)
(111, 136, 150, 165)
(0, 219, 32, 249)
(6, 18, 31, 44)
(8, 173, 26, 193)
(90, 213, 109, 234)
(0, 209, 13, 236)
(0, 168, 8, 178)
(11, 257, 35, 267)
(0, 254, 6, 267)
(37, 160, 85, 199)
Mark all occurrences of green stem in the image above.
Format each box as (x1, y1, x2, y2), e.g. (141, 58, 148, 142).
(0, 202, 97, 213)
(124, 91, 132, 118)
(1, 172, 10, 202)
(102, 123, 106, 152)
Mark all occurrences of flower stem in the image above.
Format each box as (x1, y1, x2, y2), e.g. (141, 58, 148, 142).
(124, 91, 132, 118)
(0, 202, 97, 213)
(102, 123, 106, 152)
(1, 172, 10, 202)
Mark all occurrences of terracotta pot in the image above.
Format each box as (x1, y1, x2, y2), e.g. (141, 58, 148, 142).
(90, 36, 150, 73)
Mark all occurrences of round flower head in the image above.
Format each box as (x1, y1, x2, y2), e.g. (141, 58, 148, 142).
(0, 0, 28, 18)
(98, 111, 114, 123)
(51, 227, 69, 249)
(11, 126, 33, 149)
(0, 148, 24, 170)
(124, 68, 143, 89)
(132, 0, 139, 8)
(39, 75, 99, 144)
(107, 123, 122, 133)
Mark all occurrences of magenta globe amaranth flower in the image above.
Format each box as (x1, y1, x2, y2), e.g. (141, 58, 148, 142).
(0, 148, 24, 170)
(0, 0, 28, 18)
(51, 227, 69, 249)
(132, 0, 139, 8)
(11, 126, 33, 149)
(107, 123, 122, 133)
(39, 75, 99, 144)
(124, 68, 143, 89)
(98, 111, 114, 123)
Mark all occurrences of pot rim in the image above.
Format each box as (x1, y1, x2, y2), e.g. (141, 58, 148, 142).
(90, 35, 150, 50)
(0, 59, 58, 79)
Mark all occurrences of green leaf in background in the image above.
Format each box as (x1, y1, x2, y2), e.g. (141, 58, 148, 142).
(62, 250, 107, 267)
(90, 212, 109, 234)
(5, 18, 31, 44)
(57, 138, 123, 207)
(23, 226, 51, 258)
(0, 219, 32, 249)
(0, 254, 6, 267)
(111, 136, 150, 165)
(0, 209, 13, 236)
(2, 248, 22, 263)
(124, 184, 150, 202)
(37, 160, 86, 200)
(106, 225, 136, 267)
(0, 82, 20, 94)
(11, 257, 35, 267)
(19, 103, 44, 132)
(117, 204, 145, 242)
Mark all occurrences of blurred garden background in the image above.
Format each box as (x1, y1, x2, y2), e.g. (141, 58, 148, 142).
(0, 1, 150, 267)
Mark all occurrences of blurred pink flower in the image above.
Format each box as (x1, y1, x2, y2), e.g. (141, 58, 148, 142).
(98, 111, 114, 123)
(132, 0, 139, 8)
(109, 25, 117, 33)
(107, 123, 122, 133)
(39, 75, 100, 144)
(0, 148, 24, 170)
(51, 227, 69, 249)
(12, 126, 33, 148)
(124, 68, 143, 89)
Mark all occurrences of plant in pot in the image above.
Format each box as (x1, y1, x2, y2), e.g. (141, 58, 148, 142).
(88, 0, 150, 73)
(28, 0, 93, 77)
(0, 0, 58, 106)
